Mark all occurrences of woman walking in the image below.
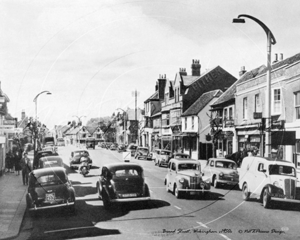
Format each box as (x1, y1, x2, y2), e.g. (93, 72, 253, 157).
(5, 150, 13, 173)
(13, 151, 22, 176)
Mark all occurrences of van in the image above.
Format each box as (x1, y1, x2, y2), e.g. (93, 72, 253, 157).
(239, 156, 300, 208)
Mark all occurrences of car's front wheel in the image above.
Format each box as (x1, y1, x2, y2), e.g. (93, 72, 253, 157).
(96, 182, 102, 199)
(165, 180, 170, 192)
(174, 184, 183, 199)
(212, 176, 219, 188)
(102, 191, 112, 210)
(242, 183, 250, 201)
(262, 188, 272, 208)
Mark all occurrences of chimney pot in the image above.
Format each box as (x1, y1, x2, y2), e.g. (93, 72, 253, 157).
(280, 53, 283, 61)
(239, 66, 246, 77)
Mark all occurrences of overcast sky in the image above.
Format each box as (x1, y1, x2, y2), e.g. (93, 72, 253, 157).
(1, 0, 300, 129)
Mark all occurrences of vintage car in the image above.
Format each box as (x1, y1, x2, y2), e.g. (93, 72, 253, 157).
(117, 144, 127, 152)
(26, 167, 75, 212)
(134, 147, 151, 160)
(202, 158, 239, 188)
(69, 150, 92, 169)
(165, 159, 210, 198)
(110, 144, 118, 151)
(56, 138, 65, 146)
(33, 149, 58, 169)
(126, 143, 138, 156)
(151, 149, 161, 162)
(85, 138, 96, 149)
(173, 153, 190, 159)
(155, 150, 172, 167)
(39, 156, 64, 169)
(239, 156, 300, 208)
(96, 162, 150, 210)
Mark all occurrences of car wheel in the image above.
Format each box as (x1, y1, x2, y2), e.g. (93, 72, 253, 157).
(212, 176, 219, 188)
(158, 161, 161, 167)
(96, 182, 102, 199)
(102, 191, 112, 210)
(68, 193, 76, 214)
(165, 180, 170, 192)
(242, 183, 250, 201)
(144, 184, 150, 197)
(174, 184, 183, 199)
(262, 188, 272, 208)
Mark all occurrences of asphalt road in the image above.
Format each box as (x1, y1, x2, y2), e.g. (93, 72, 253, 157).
(17, 145, 300, 240)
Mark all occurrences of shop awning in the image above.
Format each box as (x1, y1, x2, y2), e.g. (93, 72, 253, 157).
(271, 131, 296, 146)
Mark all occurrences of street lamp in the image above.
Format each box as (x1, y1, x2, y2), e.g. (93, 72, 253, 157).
(72, 115, 86, 126)
(33, 91, 52, 121)
(233, 14, 276, 157)
(116, 108, 127, 144)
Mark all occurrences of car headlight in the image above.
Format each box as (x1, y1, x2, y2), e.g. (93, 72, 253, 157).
(179, 178, 185, 184)
(273, 181, 279, 187)
(219, 172, 224, 177)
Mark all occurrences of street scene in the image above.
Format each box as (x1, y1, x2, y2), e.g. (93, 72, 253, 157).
(1, 1, 300, 240)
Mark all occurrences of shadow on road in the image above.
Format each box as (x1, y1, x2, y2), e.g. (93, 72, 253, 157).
(185, 191, 225, 201)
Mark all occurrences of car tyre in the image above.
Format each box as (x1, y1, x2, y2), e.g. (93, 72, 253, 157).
(96, 182, 102, 199)
(102, 191, 112, 210)
(158, 161, 162, 167)
(242, 183, 250, 201)
(262, 188, 272, 208)
(165, 180, 170, 192)
(174, 184, 183, 199)
(212, 176, 219, 188)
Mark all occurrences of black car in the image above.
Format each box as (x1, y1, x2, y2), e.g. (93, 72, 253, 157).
(134, 147, 151, 160)
(69, 150, 92, 169)
(26, 167, 75, 212)
(96, 163, 150, 210)
(117, 144, 127, 152)
(126, 143, 138, 156)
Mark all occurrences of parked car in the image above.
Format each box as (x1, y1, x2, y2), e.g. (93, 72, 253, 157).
(110, 144, 117, 151)
(172, 153, 190, 159)
(96, 162, 151, 210)
(165, 159, 210, 198)
(126, 143, 138, 156)
(134, 147, 151, 160)
(85, 138, 96, 149)
(239, 156, 300, 208)
(155, 150, 172, 167)
(151, 149, 161, 162)
(38, 156, 64, 169)
(26, 167, 75, 212)
(33, 149, 58, 169)
(202, 158, 239, 188)
(117, 144, 127, 152)
(56, 138, 65, 146)
(69, 150, 92, 169)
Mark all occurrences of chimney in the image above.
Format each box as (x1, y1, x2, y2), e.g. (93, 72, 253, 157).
(272, 53, 278, 64)
(155, 81, 158, 91)
(179, 68, 187, 76)
(21, 110, 25, 120)
(239, 66, 246, 77)
(158, 74, 167, 100)
(191, 59, 201, 76)
(280, 53, 283, 61)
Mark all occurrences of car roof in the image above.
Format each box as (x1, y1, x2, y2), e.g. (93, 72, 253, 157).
(32, 166, 66, 176)
(39, 156, 63, 161)
(160, 150, 172, 152)
(104, 162, 142, 169)
(170, 158, 198, 164)
(209, 158, 236, 163)
(243, 156, 295, 166)
(73, 150, 88, 153)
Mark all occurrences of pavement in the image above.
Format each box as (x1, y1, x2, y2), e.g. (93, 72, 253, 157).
(0, 171, 27, 240)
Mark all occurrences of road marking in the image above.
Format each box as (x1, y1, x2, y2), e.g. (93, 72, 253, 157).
(219, 233, 231, 240)
(174, 205, 181, 210)
(196, 222, 208, 229)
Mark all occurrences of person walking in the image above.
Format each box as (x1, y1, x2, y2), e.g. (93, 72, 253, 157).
(5, 150, 13, 173)
(13, 151, 22, 176)
(21, 153, 31, 185)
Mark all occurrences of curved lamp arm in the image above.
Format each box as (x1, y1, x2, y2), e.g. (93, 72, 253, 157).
(234, 14, 276, 45)
(33, 91, 51, 102)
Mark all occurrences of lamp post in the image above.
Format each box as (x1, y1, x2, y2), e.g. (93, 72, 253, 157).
(33, 91, 52, 121)
(117, 108, 127, 144)
(233, 14, 276, 158)
(72, 115, 86, 126)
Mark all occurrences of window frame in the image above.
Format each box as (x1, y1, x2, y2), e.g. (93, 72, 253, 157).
(243, 97, 248, 119)
(295, 91, 300, 120)
(272, 88, 282, 115)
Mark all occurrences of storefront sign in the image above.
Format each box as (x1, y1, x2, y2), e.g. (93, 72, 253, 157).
(3, 119, 15, 125)
(253, 112, 262, 119)
(224, 119, 234, 127)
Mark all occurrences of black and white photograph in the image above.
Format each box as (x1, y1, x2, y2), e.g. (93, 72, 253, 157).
(0, 1, 300, 239)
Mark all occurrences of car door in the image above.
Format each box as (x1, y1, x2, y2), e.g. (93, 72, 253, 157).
(252, 161, 267, 197)
(168, 162, 177, 190)
(205, 160, 215, 181)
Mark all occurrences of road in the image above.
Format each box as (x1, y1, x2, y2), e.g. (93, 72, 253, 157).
(17, 145, 300, 240)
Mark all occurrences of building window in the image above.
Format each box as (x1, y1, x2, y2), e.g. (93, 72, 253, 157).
(229, 107, 233, 120)
(295, 91, 300, 119)
(192, 116, 194, 130)
(224, 108, 228, 120)
(273, 88, 281, 114)
(243, 97, 248, 119)
(254, 94, 261, 112)
(185, 117, 187, 130)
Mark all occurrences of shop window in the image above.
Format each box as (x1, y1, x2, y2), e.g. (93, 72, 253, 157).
(272, 88, 281, 114)
(295, 91, 300, 120)
(243, 97, 248, 119)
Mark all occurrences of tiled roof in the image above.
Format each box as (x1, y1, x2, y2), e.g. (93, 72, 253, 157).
(182, 90, 223, 116)
(85, 125, 98, 135)
(144, 91, 159, 103)
(65, 126, 81, 135)
(182, 75, 199, 86)
(212, 65, 265, 107)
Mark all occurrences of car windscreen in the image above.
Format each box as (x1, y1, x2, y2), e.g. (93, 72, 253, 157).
(175, 154, 189, 159)
(33, 172, 67, 186)
(178, 163, 199, 171)
(215, 161, 237, 169)
(269, 165, 296, 177)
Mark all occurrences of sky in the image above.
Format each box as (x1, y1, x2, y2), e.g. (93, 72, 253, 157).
(1, 0, 300, 130)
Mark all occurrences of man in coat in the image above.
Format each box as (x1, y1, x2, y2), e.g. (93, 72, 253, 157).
(20, 153, 31, 185)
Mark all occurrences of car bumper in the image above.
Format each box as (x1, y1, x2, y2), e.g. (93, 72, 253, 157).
(28, 201, 75, 211)
(217, 180, 239, 185)
(111, 197, 151, 203)
(271, 197, 300, 204)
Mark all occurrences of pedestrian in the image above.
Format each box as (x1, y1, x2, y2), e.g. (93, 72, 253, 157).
(21, 153, 31, 185)
(14, 151, 22, 176)
(5, 150, 13, 173)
